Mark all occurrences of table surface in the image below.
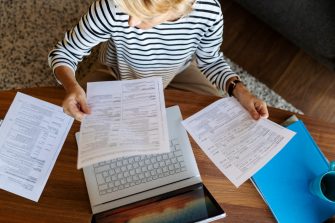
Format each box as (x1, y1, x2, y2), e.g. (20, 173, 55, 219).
(0, 87, 334, 223)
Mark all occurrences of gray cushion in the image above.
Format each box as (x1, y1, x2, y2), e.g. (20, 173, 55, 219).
(233, 0, 335, 70)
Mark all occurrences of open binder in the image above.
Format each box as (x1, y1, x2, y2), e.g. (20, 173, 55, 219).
(252, 120, 335, 222)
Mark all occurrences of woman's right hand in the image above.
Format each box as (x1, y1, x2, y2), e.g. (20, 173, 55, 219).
(62, 83, 91, 121)
(54, 65, 91, 122)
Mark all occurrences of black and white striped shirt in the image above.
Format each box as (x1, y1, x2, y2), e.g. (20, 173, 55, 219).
(48, 0, 237, 91)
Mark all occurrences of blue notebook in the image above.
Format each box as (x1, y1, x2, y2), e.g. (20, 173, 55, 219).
(252, 120, 335, 222)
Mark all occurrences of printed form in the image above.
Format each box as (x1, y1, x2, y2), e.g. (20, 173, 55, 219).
(0, 92, 73, 201)
(182, 97, 295, 187)
(78, 77, 169, 169)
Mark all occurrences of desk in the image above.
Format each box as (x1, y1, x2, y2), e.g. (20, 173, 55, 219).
(0, 87, 334, 223)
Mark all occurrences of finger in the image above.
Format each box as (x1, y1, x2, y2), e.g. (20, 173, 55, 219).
(255, 101, 269, 118)
(62, 107, 72, 117)
(74, 113, 85, 122)
(69, 106, 86, 122)
(65, 101, 86, 121)
(259, 106, 269, 118)
(246, 103, 260, 120)
(77, 95, 91, 114)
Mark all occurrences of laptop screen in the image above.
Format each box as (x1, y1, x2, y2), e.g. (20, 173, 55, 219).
(92, 183, 225, 223)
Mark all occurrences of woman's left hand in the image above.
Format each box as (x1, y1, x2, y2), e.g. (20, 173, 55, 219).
(232, 83, 269, 120)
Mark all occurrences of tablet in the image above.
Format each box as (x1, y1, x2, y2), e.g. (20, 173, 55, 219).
(92, 183, 226, 223)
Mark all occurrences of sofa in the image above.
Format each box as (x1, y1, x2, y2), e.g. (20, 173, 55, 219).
(233, 0, 335, 70)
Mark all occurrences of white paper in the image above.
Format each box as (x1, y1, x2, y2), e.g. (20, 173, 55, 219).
(0, 92, 74, 201)
(78, 77, 169, 169)
(182, 97, 295, 187)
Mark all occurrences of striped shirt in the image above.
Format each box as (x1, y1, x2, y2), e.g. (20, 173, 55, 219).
(48, 0, 238, 91)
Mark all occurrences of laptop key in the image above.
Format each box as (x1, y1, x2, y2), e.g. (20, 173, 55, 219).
(177, 156, 184, 162)
(98, 184, 108, 191)
(109, 169, 115, 175)
(121, 166, 127, 172)
(95, 165, 110, 173)
(95, 173, 105, 185)
(121, 179, 127, 185)
(117, 173, 123, 179)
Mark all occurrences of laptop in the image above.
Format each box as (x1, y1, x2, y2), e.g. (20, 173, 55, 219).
(75, 105, 225, 222)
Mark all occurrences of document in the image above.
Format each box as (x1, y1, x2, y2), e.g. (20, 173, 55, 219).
(182, 97, 295, 187)
(78, 77, 169, 169)
(0, 92, 74, 201)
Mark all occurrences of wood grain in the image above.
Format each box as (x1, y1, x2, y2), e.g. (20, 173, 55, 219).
(0, 87, 334, 222)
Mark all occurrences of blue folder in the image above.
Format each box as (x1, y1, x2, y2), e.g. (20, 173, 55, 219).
(252, 120, 335, 222)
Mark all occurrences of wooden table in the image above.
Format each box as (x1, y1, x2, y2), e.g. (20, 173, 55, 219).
(0, 87, 334, 223)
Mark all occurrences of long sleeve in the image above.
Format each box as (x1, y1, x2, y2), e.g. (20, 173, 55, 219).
(195, 1, 238, 92)
(48, 0, 117, 74)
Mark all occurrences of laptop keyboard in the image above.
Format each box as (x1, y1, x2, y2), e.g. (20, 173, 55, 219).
(93, 138, 187, 195)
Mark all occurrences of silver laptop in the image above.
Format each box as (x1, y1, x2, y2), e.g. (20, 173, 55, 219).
(76, 106, 225, 222)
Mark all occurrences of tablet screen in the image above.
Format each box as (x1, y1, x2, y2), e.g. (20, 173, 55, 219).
(92, 183, 225, 223)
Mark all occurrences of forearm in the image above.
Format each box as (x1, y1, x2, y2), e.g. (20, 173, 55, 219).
(54, 66, 81, 92)
(54, 65, 90, 121)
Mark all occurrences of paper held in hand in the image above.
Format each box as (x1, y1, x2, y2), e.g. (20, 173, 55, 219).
(182, 97, 296, 187)
(77, 77, 170, 169)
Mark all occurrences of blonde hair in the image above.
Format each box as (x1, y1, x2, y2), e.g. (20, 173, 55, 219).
(114, 0, 194, 20)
